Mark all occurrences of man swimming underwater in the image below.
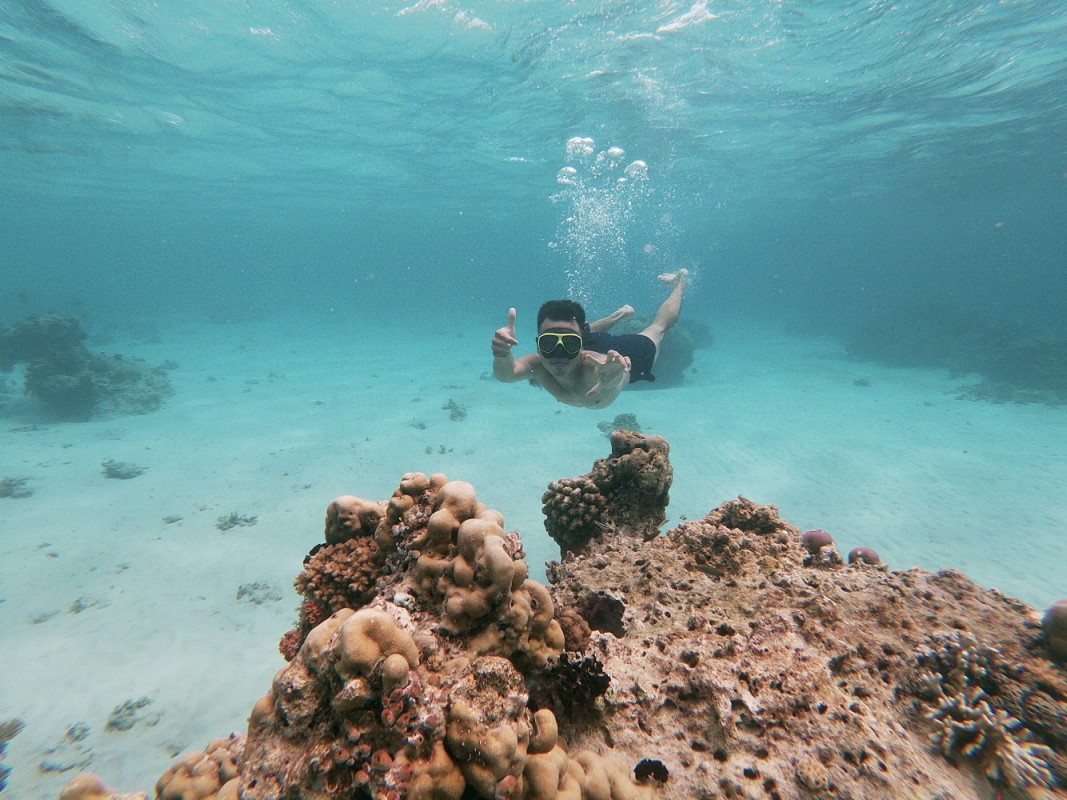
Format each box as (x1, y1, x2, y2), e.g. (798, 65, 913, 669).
(490, 270, 688, 409)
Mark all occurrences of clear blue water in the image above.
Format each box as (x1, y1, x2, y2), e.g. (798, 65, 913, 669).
(2, 0, 1065, 327)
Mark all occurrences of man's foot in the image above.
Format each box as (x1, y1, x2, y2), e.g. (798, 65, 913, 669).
(589, 305, 636, 333)
(657, 268, 689, 288)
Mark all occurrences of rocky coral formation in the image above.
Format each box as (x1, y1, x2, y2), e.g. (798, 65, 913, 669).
(56, 773, 147, 800)
(542, 430, 671, 557)
(61, 437, 1065, 800)
(845, 302, 1067, 405)
(546, 481, 1067, 797)
(224, 470, 653, 800)
(0, 314, 173, 420)
(54, 734, 243, 800)
(153, 735, 243, 799)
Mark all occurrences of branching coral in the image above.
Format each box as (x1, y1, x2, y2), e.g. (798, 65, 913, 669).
(916, 632, 1057, 789)
(281, 535, 382, 659)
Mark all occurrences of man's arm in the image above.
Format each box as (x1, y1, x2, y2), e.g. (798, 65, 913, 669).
(491, 307, 537, 382)
(494, 352, 538, 382)
(581, 349, 631, 407)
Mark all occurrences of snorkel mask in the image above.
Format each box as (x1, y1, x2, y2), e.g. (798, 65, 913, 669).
(536, 331, 583, 360)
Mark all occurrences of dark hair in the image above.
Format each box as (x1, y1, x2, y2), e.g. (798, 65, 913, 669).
(537, 300, 588, 332)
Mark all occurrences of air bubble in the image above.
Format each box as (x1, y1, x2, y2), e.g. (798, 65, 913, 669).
(557, 166, 578, 185)
(565, 137, 596, 158)
(624, 160, 649, 181)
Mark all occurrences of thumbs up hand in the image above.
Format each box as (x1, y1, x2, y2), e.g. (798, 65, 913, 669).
(491, 307, 519, 358)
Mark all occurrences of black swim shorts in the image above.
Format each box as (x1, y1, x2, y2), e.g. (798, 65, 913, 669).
(583, 332, 657, 383)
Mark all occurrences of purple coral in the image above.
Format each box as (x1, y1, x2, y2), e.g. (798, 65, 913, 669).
(801, 529, 834, 554)
(848, 546, 881, 565)
(1042, 598, 1067, 662)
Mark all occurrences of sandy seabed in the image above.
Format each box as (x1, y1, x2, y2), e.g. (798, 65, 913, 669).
(0, 310, 1063, 799)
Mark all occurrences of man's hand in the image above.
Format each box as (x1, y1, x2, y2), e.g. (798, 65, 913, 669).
(585, 349, 631, 399)
(492, 307, 519, 358)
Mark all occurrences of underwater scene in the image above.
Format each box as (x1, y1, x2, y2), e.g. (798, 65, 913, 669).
(1, 1, 1065, 798)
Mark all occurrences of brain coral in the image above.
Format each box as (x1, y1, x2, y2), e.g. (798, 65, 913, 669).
(226, 472, 651, 800)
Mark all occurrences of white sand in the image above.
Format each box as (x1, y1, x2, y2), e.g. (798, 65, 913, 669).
(1, 312, 1063, 798)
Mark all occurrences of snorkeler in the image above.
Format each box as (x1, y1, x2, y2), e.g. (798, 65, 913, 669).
(490, 270, 688, 409)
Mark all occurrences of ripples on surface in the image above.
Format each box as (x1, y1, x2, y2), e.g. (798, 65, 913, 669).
(1, 0, 1064, 214)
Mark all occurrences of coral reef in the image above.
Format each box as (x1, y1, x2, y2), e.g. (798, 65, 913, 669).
(542, 430, 671, 557)
(0, 314, 173, 420)
(545, 482, 1067, 797)
(154, 735, 243, 799)
(237, 472, 652, 800)
(280, 495, 388, 659)
(57, 735, 242, 799)
(845, 302, 1067, 405)
(57, 773, 147, 800)
(61, 438, 1066, 800)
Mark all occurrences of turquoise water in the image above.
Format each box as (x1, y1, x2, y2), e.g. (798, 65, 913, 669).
(2, 0, 1065, 328)
(1, 5, 1067, 796)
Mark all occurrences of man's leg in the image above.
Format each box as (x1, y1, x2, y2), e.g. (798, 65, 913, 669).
(588, 304, 635, 333)
(639, 269, 689, 359)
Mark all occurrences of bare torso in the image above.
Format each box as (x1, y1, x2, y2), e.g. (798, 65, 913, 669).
(514, 352, 628, 409)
